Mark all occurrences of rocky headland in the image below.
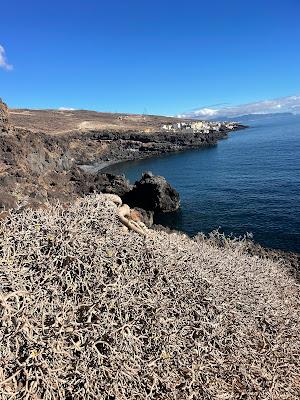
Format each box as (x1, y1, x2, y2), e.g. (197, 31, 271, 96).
(0, 98, 245, 215)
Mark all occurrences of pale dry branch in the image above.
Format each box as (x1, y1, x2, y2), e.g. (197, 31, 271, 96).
(0, 194, 299, 399)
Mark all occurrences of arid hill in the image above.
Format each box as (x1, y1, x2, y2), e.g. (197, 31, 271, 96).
(9, 108, 187, 134)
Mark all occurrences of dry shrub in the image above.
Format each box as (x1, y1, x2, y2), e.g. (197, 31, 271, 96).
(0, 194, 299, 399)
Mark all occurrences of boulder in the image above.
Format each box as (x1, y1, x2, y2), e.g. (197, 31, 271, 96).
(91, 172, 133, 197)
(71, 168, 133, 198)
(123, 172, 180, 212)
(69, 169, 179, 214)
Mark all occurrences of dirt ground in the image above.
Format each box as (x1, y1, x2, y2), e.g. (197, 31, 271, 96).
(10, 108, 185, 135)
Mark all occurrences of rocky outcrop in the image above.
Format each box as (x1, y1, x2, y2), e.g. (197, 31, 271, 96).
(70, 128, 229, 168)
(70, 169, 133, 197)
(123, 172, 180, 212)
(70, 169, 178, 217)
(0, 99, 10, 133)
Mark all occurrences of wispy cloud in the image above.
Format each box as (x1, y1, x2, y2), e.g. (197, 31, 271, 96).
(58, 107, 76, 111)
(0, 45, 13, 71)
(179, 95, 300, 120)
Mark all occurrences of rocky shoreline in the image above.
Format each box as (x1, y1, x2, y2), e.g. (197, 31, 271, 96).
(75, 123, 246, 172)
(0, 98, 298, 266)
(0, 98, 246, 211)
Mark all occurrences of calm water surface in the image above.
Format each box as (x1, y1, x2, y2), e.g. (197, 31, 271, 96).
(106, 114, 300, 252)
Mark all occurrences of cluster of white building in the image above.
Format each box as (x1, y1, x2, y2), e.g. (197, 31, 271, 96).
(162, 120, 237, 133)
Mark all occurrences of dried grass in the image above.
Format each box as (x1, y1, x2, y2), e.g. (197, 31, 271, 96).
(0, 194, 299, 399)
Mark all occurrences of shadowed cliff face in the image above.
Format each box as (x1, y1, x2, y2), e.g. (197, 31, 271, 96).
(0, 101, 80, 209)
(0, 99, 11, 133)
(0, 126, 183, 212)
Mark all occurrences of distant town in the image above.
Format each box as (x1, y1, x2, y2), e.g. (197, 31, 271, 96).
(162, 120, 238, 133)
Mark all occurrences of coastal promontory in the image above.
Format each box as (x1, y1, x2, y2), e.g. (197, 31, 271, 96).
(0, 99, 245, 212)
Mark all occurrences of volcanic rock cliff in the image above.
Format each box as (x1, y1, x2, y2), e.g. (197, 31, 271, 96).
(0, 100, 245, 213)
(0, 98, 11, 133)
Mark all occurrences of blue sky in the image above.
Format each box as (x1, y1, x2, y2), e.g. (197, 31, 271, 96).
(0, 0, 300, 115)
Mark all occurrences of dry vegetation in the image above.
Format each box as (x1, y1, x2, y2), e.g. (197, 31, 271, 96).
(0, 194, 300, 399)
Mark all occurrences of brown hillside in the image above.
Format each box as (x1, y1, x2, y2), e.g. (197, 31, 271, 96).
(10, 108, 185, 135)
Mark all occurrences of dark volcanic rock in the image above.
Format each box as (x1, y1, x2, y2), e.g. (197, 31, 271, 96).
(70, 168, 133, 198)
(91, 172, 133, 196)
(123, 172, 180, 212)
(0, 99, 11, 133)
(71, 168, 178, 216)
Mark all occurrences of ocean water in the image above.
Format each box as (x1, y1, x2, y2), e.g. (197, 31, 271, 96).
(106, 114, 300, 253)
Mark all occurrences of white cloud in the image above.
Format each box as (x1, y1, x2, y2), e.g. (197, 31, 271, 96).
(194, 108, 219, 117)
(0, 45, 13, 71)
(58, 107, 75, 111)
(179, 94, 300, 120)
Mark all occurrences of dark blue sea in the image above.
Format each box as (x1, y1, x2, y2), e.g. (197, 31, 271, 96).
(106, 114, 300, 253)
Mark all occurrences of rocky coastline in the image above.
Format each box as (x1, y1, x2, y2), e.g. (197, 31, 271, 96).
(0, 98, 298, 268)
(75, 123, 246, 172)
(0, 98, 246, 213)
